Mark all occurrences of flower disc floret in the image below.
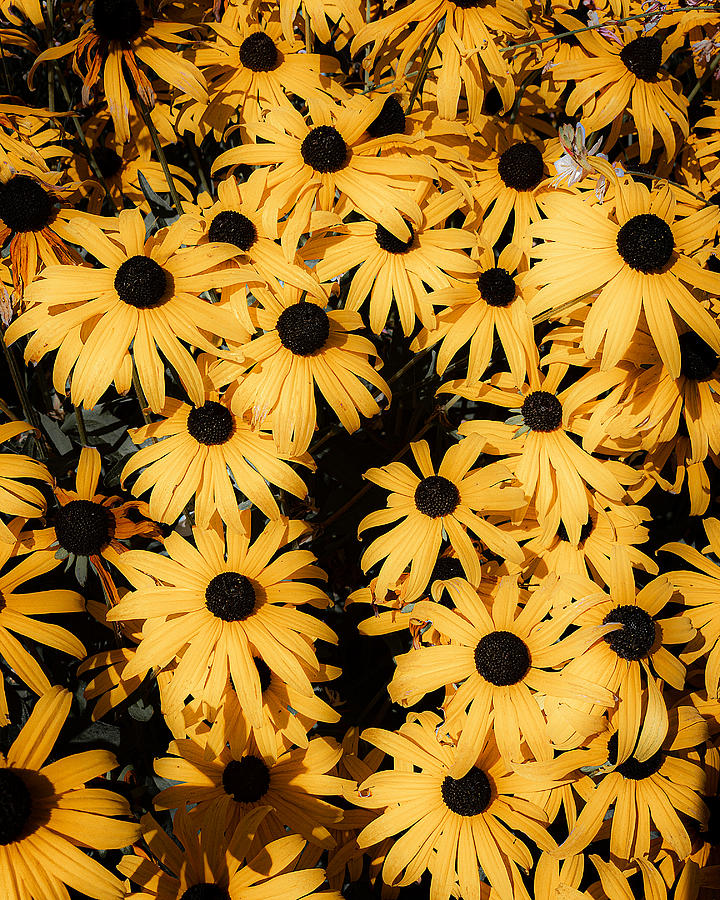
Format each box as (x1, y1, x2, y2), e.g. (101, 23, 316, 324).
(205, 572, 257, 622)
(187, 401, 235, 445)
(367, 95, 406, 138)
(616, 213, 674, 273)
(238, 31, 279, 71)
(222, 756, 270, 802)
(180, 885, 230, 900)
(0, 175, 54, 233)
(679, 332, 719, 381)
(55, 499, 114, 556)
(441, 768, 492, 815)
(114, 255, 169, 308)
(300, 126, 348, 173)
(497, 142, 545, 191)
(208, 210, 257, 251)
(607, 733, 663, 779)
(414, 475, 460, 518)
(620, 36, 663, 81)
(375, 222, 415, 254)
(0, 769, 32, 845)
(521, 391, 563, 432)
(276, 302, 330, 355)
(478, 267, 516, 307)
(92, 0, 143, 42)
(474, 630, 531, 686)
(430, 556, 465, 582)
(602, 605, 656, 660)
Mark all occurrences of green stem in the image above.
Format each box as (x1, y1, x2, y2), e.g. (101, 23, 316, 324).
(55, 68, 118, 209)
(131, 361, 153, 427)
(188, 139, 210, 195)
(503, 7, 718, 55)
(75, 405, 90, 446)
(406, 25, 442, 114)
(137, 95, 185, 215)
(687, 50, 720, 105)
(1, 337, 50, 458)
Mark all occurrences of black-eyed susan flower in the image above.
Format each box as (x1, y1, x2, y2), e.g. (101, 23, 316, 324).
(0, 420, 51, 544)
(353, 711, 557, 900)
(661, 517, 720, 700)
(0, 163, 82, 298)
(107, 515, 336, 724)
(0, 685, 141, 899)
(351, 0, 528, 119)
(119, 807, 337, 900)
(153, 722, 347, 849)
(183, 11, 342, 137)
(212, 284, 391, 457)
(8, 207, 254, 412)
(412, 240, 538, 387)
(184, 169, 325, 335)
(551, 704, 709, 861)
(465, 124, 562, 251)
(449, 365, 643, 546)
(302, 189, 476, 336)
(29, 0, 207, 143)
(553, 565, 694, 764)
(389, 575, 615, 771)
(358, 437, 524, 604)
(524, 180, 720, 376)
(120, 387, 313, 529)
(0, 522, 85, 723)
(211, 96, 434, 253)
(552, 25, 689, 163)
(27, 446, 159, 575)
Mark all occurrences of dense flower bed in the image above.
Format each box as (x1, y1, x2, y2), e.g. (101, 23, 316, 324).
(0, 0, 719, 898)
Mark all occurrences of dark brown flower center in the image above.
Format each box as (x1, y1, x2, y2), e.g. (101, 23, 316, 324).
(55, 499, 114, 556)
(441, 767, 492, 815)
(114, 255, 169, 308)
(222, 756, 270, 802)
(607, 732, 664, 779)
(238, 31, 278, 71)
(93, 0, 143, 42)
(603, 604, 656, 660)
(679, 332, 719, 381)
(616, 213, 674, 273)
(367, 95, 407, 138)
(414, 475, 460, 518)
(187, 401, 235, 445)
(205, 572, 256, 622)
(478, 267, 516, 307)
(521, 391, 563, 432)
(620, 36, 662, 81)
(474, 630, 531, 685)
(0, 175, 54, 233)
(300, 126, 348, 173)
(276, 302, 330, 355)
(208, 210, 257, 252)
(498, 142, 545, 191)
(0, 769, 32, 845)
(375, 223, 415, 254)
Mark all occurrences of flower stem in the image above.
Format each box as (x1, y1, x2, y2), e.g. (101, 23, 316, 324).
(406, 24, 442, 114)
(687, 51, 720, 105)
(137, 95, 186, 215)
(0, 337, 50, 459)
(131, 361, 153, 427)
(503, 7, 718, 55)
(75, 405, 91, 446)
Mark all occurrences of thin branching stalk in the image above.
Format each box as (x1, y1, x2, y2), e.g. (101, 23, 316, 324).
(406, 25, 441, 113)
(137, 95, 186, 215)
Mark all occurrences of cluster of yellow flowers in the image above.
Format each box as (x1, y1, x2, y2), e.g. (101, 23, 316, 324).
(0, 0, 720, 898)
